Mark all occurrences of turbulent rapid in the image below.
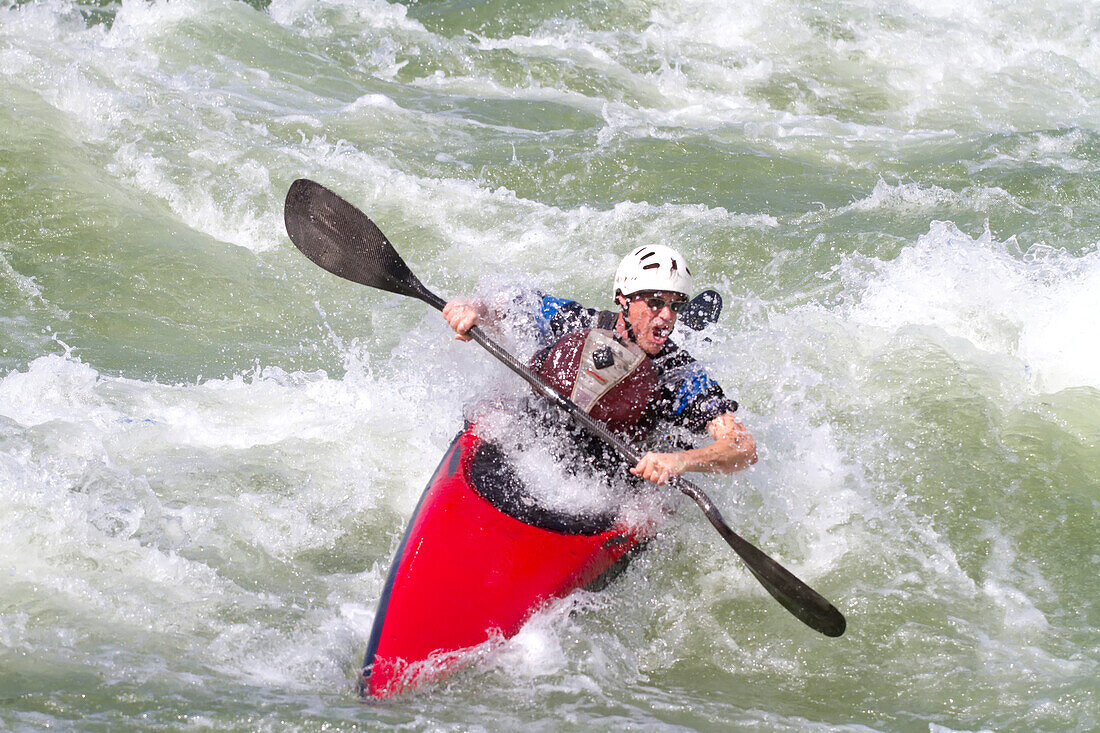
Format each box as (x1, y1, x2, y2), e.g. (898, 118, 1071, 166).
(1, 0, 1097, 730)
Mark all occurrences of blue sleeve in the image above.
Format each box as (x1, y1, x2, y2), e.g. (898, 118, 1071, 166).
(668, 363, 738, 433)
(536, 295, 574, 339)
(534, 295, 596, 346)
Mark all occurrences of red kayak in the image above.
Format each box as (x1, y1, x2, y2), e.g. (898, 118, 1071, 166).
(360, 423, 652, 698)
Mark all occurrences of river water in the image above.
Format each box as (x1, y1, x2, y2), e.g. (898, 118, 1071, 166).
(1, 0, 1097, 730)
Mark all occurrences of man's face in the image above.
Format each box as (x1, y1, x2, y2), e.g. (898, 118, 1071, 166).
(619, 291, 686, 355)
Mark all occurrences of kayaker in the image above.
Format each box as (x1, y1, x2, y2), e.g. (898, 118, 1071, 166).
(442, 244, 757, 486)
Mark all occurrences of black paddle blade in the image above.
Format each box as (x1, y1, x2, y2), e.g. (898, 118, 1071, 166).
(679, 481, 846, 637)
(681, 289, 722, 331)
(744, 551, 847, 637)
(284, 179, 444, 310)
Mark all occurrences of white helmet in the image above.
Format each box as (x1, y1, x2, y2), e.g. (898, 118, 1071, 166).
(613, 244, 694, 301)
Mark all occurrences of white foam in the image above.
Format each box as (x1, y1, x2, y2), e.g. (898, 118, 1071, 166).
(268, 0, 426, 34)
(840, 179, 1019, 215)
(1017, 258, 1100, 393)
(285, 132, 776, 303)
(484, 597, 576, 681)
(479, 590, 636, 696)
(104, 0, 208, 47)
(207, 597, 378, 690)
(0, 0, 293, 252)
(978, 527, 1050, 634)
(0, 251, 45, 302)
(0, 354, 365, 450)
(0, 349, 427, 694)
(636, 0, 1100, 132)
(108, 142, 285, 253)
(843, 220, 1100, 393)
(0, 353, 104, 427)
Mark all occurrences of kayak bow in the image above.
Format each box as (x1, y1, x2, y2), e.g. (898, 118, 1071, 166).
(361, 424, 651, 698)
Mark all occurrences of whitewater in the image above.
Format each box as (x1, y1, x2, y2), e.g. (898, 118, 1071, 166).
(1, 0, 1097, 730)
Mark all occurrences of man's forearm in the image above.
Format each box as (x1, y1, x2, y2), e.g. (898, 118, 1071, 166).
(630, 413, 756, 484)
(673, 431, 757, 474)
(691, 412, 757, 473)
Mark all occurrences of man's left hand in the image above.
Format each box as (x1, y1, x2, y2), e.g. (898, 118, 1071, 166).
(630, 451, 688, 485)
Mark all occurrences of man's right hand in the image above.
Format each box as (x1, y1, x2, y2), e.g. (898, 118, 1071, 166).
(442, 299, 483, 341)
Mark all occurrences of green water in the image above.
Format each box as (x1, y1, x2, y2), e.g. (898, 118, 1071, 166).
(1, 0, 1097, 729)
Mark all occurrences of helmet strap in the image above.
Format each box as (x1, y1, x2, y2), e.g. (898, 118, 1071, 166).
(616, 293, 638, 344)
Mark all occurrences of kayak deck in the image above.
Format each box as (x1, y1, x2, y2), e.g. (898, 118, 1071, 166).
(360, 426, 650, 698)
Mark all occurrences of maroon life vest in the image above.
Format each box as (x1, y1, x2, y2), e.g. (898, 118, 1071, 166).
(534, 328, 657, 435)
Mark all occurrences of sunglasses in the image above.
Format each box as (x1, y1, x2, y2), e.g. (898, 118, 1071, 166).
(633, 294, 689, 313)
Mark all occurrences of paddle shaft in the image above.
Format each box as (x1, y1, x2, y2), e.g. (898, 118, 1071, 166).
(452, 317, 844, 637)
(283, 178, 846, 637)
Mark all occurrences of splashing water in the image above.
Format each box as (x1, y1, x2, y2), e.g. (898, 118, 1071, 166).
(1, 0, 1097, 729)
